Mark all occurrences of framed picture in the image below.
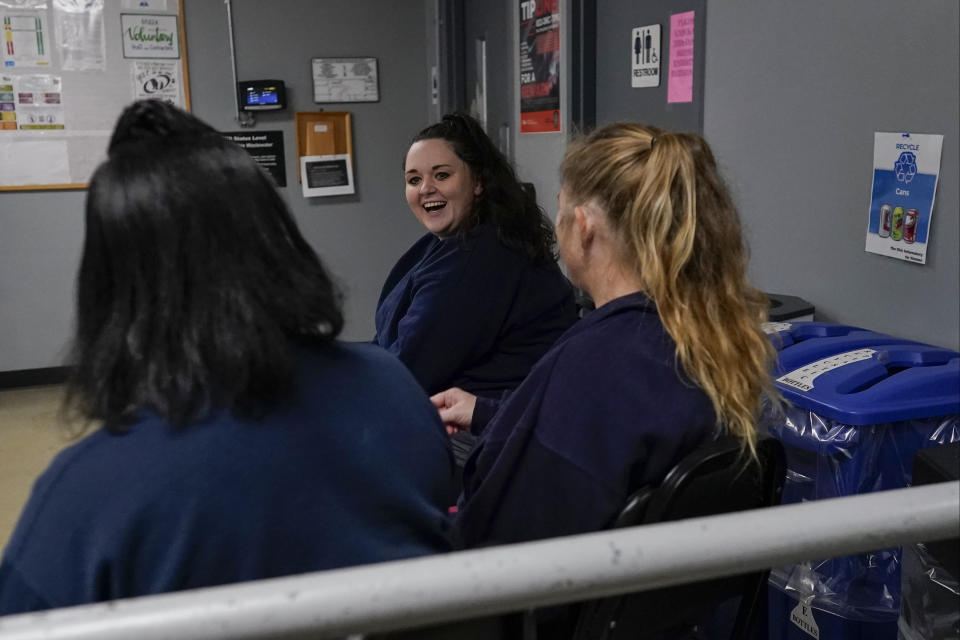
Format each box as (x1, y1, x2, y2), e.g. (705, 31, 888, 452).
(311, 57, 379, 103)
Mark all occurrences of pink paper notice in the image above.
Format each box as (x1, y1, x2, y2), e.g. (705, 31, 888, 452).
(667, 11, 695, 103)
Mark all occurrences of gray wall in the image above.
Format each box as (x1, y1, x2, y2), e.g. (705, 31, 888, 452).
(510, 0, 708, 219)
(0, 0, 435, 372)
(3, 2, 958, 373)
(0, 192, 83, 370)
(463, 0, 511, 148)
(186, 0, 433, 342)
(511, 0, 571, 218)
(595, 0, 706, 132)
(704, 1, 959, 351)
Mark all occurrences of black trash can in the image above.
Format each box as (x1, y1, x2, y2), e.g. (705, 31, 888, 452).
(766, 293, 814, 322)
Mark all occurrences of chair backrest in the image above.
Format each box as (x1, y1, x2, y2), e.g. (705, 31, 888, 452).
(572, 434, 787, 640)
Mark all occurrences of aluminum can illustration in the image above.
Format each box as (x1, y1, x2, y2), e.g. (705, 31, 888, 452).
(891, 206, 905, 241)
(903, 208, 919, 243)
(878, 204, 892, 238)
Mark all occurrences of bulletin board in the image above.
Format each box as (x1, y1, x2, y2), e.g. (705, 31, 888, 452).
(0, 0, 190, 191)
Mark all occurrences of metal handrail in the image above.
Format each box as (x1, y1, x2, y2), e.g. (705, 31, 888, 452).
(0, 482, 957, 639)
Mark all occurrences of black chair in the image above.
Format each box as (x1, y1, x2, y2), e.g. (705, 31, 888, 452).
(571, 434, 787, 640)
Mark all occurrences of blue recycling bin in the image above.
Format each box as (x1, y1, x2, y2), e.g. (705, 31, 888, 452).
(765, 341, 960, 640)
(763, 321, 922, 372)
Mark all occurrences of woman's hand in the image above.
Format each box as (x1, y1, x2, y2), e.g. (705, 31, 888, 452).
(430, 387, 476, 434)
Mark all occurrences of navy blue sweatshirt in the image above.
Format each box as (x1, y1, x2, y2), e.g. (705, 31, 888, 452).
(0, 342, 454, 614)
(374, 224, 577, 396)
(454, 292, 718, 548)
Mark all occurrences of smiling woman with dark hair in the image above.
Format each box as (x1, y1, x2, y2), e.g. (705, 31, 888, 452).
(0, 100, 454, 613)
(374, 113, 578, 471)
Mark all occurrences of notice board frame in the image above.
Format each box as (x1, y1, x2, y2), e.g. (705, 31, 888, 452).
(0, 0, 190, 192)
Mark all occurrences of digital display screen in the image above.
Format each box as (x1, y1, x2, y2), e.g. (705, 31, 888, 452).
(240, 81, 284, 110)
(245, 88, 278, 105)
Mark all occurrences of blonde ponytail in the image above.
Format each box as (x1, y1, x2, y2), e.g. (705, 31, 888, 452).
(561, 124, 781, 456)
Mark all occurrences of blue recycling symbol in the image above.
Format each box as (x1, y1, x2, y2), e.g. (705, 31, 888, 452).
(894, 151, 918, 184)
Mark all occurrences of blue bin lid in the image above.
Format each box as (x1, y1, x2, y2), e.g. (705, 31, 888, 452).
(775, 344, 960, 425)
(763, 321, 923, 373)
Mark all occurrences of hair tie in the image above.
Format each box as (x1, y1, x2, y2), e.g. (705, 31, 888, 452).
(649, 136, 659, 149)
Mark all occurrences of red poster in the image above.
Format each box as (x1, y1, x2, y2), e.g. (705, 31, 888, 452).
(519, 0, 560, 133)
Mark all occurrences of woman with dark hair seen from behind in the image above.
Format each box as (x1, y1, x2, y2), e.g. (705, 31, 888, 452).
(435, 124, 781, 634)
(0, 100, 454, 613)
(375, 112, 577, 469)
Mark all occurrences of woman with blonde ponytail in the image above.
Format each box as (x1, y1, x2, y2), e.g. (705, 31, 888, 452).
(560, 124, 782, 457)
(433, 123, 780, 555)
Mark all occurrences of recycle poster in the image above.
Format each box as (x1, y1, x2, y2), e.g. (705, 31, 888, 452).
(865, 131, 943, 264)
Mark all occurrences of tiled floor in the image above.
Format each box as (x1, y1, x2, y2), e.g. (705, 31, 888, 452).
(0, 385, 84, 552)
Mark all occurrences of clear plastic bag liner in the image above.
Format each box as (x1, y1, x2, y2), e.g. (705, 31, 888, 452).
(766, 410, 959, 621)
(896, 543, 959, 640)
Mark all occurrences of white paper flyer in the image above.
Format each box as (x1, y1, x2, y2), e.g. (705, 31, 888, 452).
(133, 60, 182, 106)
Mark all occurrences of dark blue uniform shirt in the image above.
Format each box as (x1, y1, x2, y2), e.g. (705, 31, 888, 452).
(454, 292, 718, 548)
(374, 224, 577, 396)
(0, 342, 454, 614)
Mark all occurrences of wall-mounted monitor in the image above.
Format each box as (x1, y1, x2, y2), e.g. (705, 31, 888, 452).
(239, 80, 286, 111)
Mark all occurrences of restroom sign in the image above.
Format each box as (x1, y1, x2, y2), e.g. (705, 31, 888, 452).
(631, 25, 660, 88)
